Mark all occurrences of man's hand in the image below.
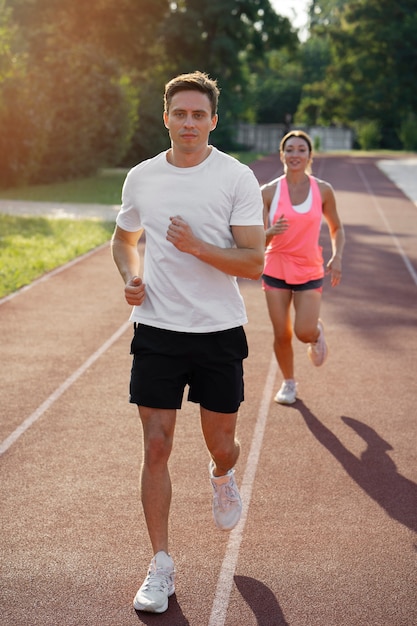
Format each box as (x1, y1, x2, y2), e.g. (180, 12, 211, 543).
(125, 276, 146, 306)
(166, 215, 199, 255)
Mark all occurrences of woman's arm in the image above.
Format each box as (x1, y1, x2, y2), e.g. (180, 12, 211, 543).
(261, 182, 288, 246)
(319, 180, 345, 286)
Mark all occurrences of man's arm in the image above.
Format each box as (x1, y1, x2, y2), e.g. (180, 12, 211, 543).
(111, 225, 146, 306)
(166, 216, 265, 280)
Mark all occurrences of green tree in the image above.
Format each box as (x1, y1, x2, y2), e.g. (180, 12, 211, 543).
(30, 45, 136, 183)
(252, 48, 302, 125)
(0, 1, 48, 186)
(308, 0, 347, 30)
(305, 0, 417, 148)
(1, 0, 168, 184)
(1, 0, 302, 184)
(0, 0, 13, 76)
(399, 113, 417, 152)
(158, 0, 297, 148)
(8, 0, 170, 69)
(294, 34, 332, 125)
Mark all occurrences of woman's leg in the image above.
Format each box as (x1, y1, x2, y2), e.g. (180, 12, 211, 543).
(264, 288, 294, 379)
(293, 289, 322, 344)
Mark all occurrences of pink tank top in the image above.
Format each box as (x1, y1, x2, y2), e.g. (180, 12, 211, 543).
(264, 176, 324, 284)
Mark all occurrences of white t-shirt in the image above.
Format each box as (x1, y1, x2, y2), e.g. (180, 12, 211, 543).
(116, 147, 264, 333)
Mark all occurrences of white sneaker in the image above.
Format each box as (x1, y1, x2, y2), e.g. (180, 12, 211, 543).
(274, 380, 297, 404)
(133, 551, 175, 613)
(308, 319, 328, 367)
(209, 460, 242, 531)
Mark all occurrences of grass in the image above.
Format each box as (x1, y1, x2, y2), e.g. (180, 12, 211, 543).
(0, 169, 127, 298)
(0, 154, 264, 298)
(0, 169, 128, 204)
(229, 151, 266, 165)
(0, 215, 115, 298)
(0, 155, 264, 203)
(1, 149, 411, 298)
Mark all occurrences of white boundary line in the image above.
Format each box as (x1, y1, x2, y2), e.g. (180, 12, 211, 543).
(208, 354, 277, 626)
(0, 320, 131, 456)
(355, 164, 417, 287)
(208, 155, 316, 624)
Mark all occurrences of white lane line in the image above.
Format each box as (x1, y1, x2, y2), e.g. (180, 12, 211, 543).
(0, 321, 131, 456)
(208, 354, 277, 626)
(355, 163, 417, 287)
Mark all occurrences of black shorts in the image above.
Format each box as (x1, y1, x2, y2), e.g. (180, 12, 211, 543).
(262, 274, 323, 292)
(129, 324, 248, 413)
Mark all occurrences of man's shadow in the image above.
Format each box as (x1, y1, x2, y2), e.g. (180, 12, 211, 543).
(295, 400, 417, 534)
(135, 580, 288, 625)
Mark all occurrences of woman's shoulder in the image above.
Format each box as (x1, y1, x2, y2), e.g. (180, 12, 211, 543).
(310, 176, 334, 202)
(311, 175, 335, 200)
(261, 175, 284, 194)
(311, 175, 333, 191)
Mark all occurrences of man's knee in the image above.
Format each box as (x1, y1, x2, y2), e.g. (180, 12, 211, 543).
(211, 439, 240, 472)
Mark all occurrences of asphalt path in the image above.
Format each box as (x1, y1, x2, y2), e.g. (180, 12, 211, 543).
(1, 154, 416, 626)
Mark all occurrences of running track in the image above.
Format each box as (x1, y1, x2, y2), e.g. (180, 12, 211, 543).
(1, 155, 416, 626)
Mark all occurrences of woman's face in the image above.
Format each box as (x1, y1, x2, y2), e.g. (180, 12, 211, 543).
(281, 136, 311, 173)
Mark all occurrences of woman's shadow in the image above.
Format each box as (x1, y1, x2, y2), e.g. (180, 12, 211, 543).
(295, 401, 417, 534)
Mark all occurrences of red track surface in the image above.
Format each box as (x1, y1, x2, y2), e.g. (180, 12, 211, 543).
(1, 155, 416, 626)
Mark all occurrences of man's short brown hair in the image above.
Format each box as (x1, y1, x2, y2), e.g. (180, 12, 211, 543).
(164, 71, 220, 117)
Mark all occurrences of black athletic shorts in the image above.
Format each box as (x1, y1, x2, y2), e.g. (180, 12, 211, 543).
(129, 324, 248, 413)
(262, 274, 323, 292)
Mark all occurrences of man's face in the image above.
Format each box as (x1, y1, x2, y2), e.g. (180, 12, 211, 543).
(163, 90, 218, 153)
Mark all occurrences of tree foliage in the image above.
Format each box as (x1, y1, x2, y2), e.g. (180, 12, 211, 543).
(158, 0, 297, 148)
(307, 0, 347, 29)
(0, 0, 168, 185)
(301, 0, 417, 148)
(293, 34, 332, 126)
(0, 0, 297, 184)
(252, 48, 302, 125)
(1, 0, 416, 187)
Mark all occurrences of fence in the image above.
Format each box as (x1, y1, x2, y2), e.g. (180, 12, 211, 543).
(235, 123, 353, 152)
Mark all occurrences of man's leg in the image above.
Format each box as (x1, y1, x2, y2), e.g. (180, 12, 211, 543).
(133, 406, 177, 614)
(201, 408, 242, 531)
(138, 406, 176, 554)
(200, 408, 240, 475)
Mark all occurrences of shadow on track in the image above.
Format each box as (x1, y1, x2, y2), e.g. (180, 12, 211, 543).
(134, 594, 189, 625)
(234, 576, 289, 626)
(293, 400, 417, 535)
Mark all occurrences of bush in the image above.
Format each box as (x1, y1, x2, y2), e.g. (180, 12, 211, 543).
(399, 113, 417, 151)
(32, 44, 137, 183)
(0, 65, 49, 187)
(0, 43, 138, 188)
(355, 120, 382, 150)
